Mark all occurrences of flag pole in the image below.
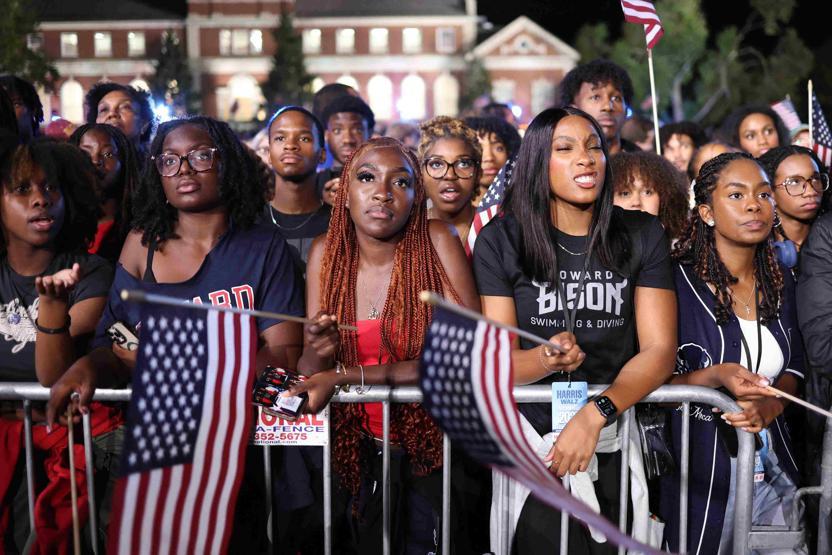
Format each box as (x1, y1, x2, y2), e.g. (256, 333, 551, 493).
(809, 80, 815, 149)
(765, 385, 832, 420)
(648, 48, 661, 155)
(67, 405, 82, 554)
(419, 291, 567, 354)
(120, 289, 358, 331)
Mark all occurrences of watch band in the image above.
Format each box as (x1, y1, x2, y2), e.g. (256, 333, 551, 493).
(593, 395, 618, 426)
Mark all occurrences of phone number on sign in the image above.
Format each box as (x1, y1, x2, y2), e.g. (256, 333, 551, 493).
(254, 432, 308, 442)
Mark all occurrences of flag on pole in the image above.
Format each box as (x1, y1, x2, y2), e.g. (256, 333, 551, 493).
(108, 303, 257, 555)
(465, 157, 515, 258)
(418, 306, 662, 554)
(811, 92, 832, 168)
(621, 0, 664, 49)
(771, 97, 802, 131)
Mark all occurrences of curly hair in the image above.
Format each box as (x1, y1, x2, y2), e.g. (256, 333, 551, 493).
(558, 59, 634, 107)
(672, 152, 783, 325)
(659, 121, 707, 151)
(84, 82, 156, 147)
(0, 75, 44, 137)
(69, 123, 141, 237)
(610, 151, 690, 239)
(319, 137, 461, 498)
(462, 116, 522, 158)
(0, 139, 100, 255)
(719, 105, 790, 155)
(132, 116, 270, 246)
(759, 143, 830, 215)
(417, 116, 482, 161)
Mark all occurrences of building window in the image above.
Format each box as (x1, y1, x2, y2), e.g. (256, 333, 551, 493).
(336, 75, 359, 92)
(249, 30, 263, 54)
(433, 73, 459, 116)
(303, 29, 321, 54)
(436, 28, 456, 53)
(94, 32, 112, 57)
(492, 79, 516, 104)
(402, 28, 422, 54)
(398, 74, 426, 120)
(60, 79, 84, 123)
(127, 32, 146, 57)
(336, 29, 355, 54)
(368, 74, 393, 120)
(311, 77, 325, 93)
(219, 30, 232, 55)
(232, 29, 249, 55)
(60, 33, 78, 58)
(531, 79, 556, 118)
(369, 28, 388, 54)
(26, 33, 43, 52)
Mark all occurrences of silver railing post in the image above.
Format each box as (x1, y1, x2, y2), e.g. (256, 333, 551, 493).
(382, 398, 391, 555)
(441, 433, 451, 554)
(22, 400, 36, 533)
(82, 411, 99, 554)
(617, 410, 631, 555)
(262, 444, 273, 545)
(501, 470, 510, 554)
(323, 405, 332, 555)
(818, 408, 832, 555)
(679, 402, 690, 553)
(560, 475, 570, 555)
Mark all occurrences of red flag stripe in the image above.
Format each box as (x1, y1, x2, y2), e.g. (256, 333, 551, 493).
(166, 464, 191, 554)
(130, 471, 151, 553)
(158, 465, 184, 555)
(621, 0, 661, 23)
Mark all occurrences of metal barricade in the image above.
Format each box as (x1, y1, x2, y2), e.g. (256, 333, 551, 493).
(1, 382, 828, 554)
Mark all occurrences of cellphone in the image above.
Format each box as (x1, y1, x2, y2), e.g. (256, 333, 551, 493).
(106, 321, 139, 351)
(252, 366, 308, 420)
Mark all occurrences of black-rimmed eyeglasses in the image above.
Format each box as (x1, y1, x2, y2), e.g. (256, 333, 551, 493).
(152, 148, 218, 177)
(423, 157, 479, 179)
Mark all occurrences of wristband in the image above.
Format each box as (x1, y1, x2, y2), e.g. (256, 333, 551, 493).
(35, 315, 71, 335)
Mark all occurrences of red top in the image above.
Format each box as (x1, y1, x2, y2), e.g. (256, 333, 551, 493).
(356, 319, 393, 439)
(89, 219, 115, 255)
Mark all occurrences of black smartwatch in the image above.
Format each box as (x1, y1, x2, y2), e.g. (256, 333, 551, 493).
(593, 395, 618, 426)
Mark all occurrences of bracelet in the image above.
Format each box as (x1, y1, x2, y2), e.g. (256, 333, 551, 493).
(539, 345, 557, 374)
(35, 315, 71, 335)
(334, 361, 350, 392)
(355, 364, 367, 395)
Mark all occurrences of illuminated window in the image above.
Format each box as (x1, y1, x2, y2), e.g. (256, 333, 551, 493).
(60, 33, 78, 58)
(336, 75, 359, 92)
(434, 73, 459, 116)
(368, 74, 393, 120)
(94, 32, 112, 57)
(303, 29, 321, 54)
(398, 74, 426, 120)
(402, 28, 422, 54)
(219, 29, 231, 55)
(492, 79, 516, 104)
(336, 29, 355, 54)
(128, 32, 146, 57)
(249, 30, 263, 54)
(311, 77, 325, 93)
(27, 33, 43, 52)
(60, 79, 84, 123)
(232, 29, 249, 55)
(369, 28, 388, 54)
(531, 79, 556, 117)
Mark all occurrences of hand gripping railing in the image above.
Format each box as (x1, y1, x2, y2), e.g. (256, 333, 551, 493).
(0, 383, 819, 554)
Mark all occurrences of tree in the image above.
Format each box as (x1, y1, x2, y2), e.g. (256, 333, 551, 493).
(150, 30, 197, 115)
(459, 54, 492, 114)
(572, 0, 813, 126)
(0, 0, 58, 87)
(262, 8, 314, 110)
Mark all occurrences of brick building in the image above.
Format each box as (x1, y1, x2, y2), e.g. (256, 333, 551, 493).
(31, 0, 579, 125)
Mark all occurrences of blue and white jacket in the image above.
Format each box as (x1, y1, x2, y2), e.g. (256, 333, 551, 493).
(659, 262, 804, 555)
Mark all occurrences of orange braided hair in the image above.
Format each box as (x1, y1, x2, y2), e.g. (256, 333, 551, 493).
(319, 137, 460, 496)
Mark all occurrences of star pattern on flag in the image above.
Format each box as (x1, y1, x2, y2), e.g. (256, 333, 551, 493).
(123, 314, 208, 473)
(812, 93, 832, 168)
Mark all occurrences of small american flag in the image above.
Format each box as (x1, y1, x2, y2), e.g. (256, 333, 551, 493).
(465, 157, 515, 258)
(621, 0, 664, 50)
(418, 306, 662, 554)
(108, 304, 256, 555)
(812, 92, 832, 168)
(771, 97, 802, 131)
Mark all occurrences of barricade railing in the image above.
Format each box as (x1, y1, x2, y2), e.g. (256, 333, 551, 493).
(1, 383, 827, 554)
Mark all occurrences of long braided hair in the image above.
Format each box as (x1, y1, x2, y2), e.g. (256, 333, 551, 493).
(672, 152, 783, 325)
(319, 137, 460, 497)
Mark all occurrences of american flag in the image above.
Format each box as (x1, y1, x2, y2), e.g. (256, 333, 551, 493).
(418, 306, 662, 554)
(621, 0, 664, 50)
(108, 304, 256, 555)
(465, 157, 515, 258)
(771, 97, 802, 131)
(812, 92, 832, 168)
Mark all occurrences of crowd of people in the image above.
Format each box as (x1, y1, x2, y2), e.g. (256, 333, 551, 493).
(0, 55, 830, 554)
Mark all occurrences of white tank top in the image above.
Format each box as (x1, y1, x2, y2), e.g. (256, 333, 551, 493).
(737, 317, 784, 381)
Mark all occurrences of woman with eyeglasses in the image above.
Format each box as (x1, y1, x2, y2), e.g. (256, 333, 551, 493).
(45, 116, 304, 549)
(758, 146, 828, 272)
(419, 116, 482, 245)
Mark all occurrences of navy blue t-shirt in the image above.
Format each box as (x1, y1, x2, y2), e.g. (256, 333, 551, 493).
(93, 223, 304, 348)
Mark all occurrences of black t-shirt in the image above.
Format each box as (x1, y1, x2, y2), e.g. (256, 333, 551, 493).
(260, 203, 331, 275)
(0, 252, 113, 381)
(473, 208, 673, 433)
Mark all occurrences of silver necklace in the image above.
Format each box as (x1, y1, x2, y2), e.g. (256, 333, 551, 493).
(730, 281, 757, 318)
(556, 242, 587, 256)
(269, 203, 323, 232)
(364, 269, 392, 320)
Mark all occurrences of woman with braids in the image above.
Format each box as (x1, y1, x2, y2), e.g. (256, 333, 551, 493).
(69, 123, 141, 263)
(611, 151, 690, 241)
(419, 116, 482, 244)
(285, 137, 479, 552)
(757, 145, 828, 273)
(473, 107, 677, 553)
(658, 152, 805, 554)
(0, 138, 117, 552)
(45, 116, 304, 549)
